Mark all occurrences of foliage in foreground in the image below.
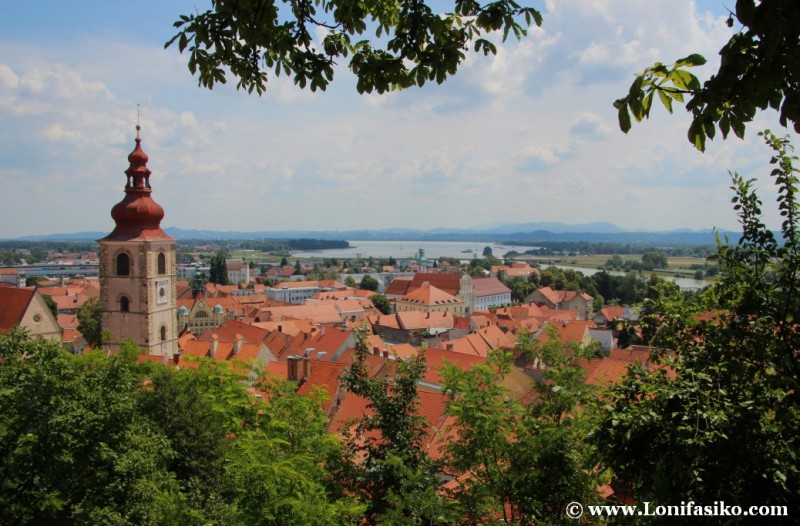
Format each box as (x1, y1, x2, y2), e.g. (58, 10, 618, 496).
(167, 0, 542, 95)
(595, 132, 800, 520)
(0, 333, 361, 525)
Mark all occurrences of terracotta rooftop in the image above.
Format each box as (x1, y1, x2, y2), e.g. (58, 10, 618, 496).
(472, 277, 512, 297)
(400, 283, 461, 306)
(0, 288, 35, 332)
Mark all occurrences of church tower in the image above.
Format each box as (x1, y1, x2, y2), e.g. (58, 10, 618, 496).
(99, 126, 177, 356)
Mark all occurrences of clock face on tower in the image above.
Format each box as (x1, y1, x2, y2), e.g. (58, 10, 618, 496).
(156, 280, 169, 305)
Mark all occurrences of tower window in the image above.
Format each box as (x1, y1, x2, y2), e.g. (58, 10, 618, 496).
(117, 253, 130, 276)
(120, 296, 130, 312)
(157, 253, 166, 274)
(160, 325, 167, 341)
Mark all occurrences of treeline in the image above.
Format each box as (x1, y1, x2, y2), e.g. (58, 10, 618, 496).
(0, 241, 98, 265)
(286, 238, 350, 250)
(501, 265, 696, 308)
(505, 241, 717, 258)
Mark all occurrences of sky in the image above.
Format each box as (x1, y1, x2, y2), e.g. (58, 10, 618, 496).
(0, 0, 796, 238)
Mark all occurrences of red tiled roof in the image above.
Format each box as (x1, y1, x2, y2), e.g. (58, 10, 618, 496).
(599, 306, 626, 322)
(196, 318, 270, 344)
(385, 277, 413, 296)
(422, 347, 487, 387)
(400, 283, 461, 305)
(0, 288, 35, 332)
(409, 273, 461, 296)
(536, 320, 594, 345)
(476, 325, 515, 349)
(296, 360, 348, 411)
(472, 277, 512, 297)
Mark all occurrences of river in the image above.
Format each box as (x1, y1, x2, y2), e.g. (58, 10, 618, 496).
(550, 265, 713, 291)
(290, 240, 714, 291)
(290, 240, 529, 260)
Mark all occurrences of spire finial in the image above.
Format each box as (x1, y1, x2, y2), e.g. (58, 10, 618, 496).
(136, 104, 141, 139)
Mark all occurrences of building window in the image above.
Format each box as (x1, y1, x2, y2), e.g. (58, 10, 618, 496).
(120, 296, 130, 312)
(117, 253, 130, 276)
(157, 253, 166, 275)
(160, 325, 167, 341)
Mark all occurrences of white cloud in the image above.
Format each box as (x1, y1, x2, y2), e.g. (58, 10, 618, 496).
(1, 0, 791, 237)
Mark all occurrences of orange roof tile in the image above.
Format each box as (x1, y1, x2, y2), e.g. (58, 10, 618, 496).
(422, 347, 487, 387)
(409, 273, 461, 296)
(400, 283, 461, 305)
(472, 277, 511, 297)
(0, 288, 35, 332)
(385, 277, 413, 296)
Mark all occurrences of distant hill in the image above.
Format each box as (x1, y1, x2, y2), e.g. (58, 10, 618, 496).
(9, 222, 740, 246)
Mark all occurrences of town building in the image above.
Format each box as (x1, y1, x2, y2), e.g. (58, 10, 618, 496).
(525, 286, 594, 320)
(0, 287, 61, 341)
(98, 126, 177, 356)
(266, 280, 347, 304)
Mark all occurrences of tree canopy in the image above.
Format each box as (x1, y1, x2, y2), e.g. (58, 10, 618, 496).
(595, 131, 800, 513)
(209, 250, 229, 285)
(167, 0, 542, 95)
(615, 0, 800, 151)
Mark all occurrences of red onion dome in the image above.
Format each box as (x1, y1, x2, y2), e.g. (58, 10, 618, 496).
(103, 126, 171, 241)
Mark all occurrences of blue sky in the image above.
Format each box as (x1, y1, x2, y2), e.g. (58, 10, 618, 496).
(0, 0, 795, 238)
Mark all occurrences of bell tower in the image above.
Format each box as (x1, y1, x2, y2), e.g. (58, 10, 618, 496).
(99, 125, 177, 356)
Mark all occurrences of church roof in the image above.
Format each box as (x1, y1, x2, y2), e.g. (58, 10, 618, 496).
(102, 126, 172, 242)
(0, 288, 35, 332)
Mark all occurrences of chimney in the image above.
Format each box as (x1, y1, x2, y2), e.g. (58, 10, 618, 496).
(210, 334, 218, 357)
(277, 324, 283, 333)
(302, 353, 311, 382)
(382, 349, 389, 359)
(233, 334, 243, 355)
(372, 346, 380, 356)
(287, 355, 299, 381)
(446, 343, 454, 352)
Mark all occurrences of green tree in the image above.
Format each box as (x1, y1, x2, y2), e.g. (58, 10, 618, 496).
(0, 332, 194, 525)
(280, 256, 288, 267)
(506, 276, 535, 303)
(294, 259, 302, 274)
(168, 0, 542, 96)
(345, 276, 357, 288)
(640, 251, 668, 270)
(615, 0, 800, 150)
(482, 245, 493, 257)
(594, 132, 800, 514)
(359, 274, 380, 292)
(336, 331, 450, 524)
(0, 328, 363, 525)
(442, 331, 601, 524)
(41, 293, 58, 319)
(369, 293, 391, 315)
(77, 295, 102, 349)
(208, 250, 229, 285)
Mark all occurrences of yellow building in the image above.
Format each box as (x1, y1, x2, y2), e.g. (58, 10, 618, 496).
(395, 282, 465, 316)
